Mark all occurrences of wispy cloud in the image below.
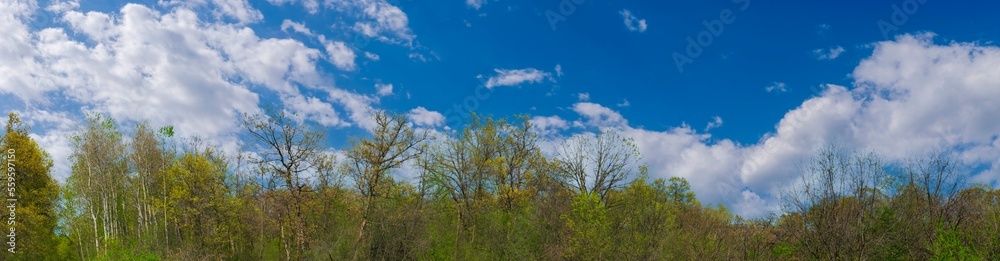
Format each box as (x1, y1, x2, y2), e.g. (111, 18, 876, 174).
(704, 116, 723, 131)
(280, 19, 313, 36)
(482, 68, 553, 89)
(765, 82, 788, 93)
(466, 0, 485, 10)
(814, 46, 845, 60)
(619, 9, 647, 32)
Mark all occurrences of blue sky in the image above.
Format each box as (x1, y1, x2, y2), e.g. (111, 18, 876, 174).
(3, 0, 1000, 216)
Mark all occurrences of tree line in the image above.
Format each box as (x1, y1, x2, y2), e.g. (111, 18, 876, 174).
(2, 110, 999, 260)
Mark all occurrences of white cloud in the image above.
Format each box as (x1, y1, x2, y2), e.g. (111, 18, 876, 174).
(537, 104, 748, 211)
(541, 35, 1000, 217)
(483, 68, 553, 89)
(268, 0, 416, 46)
(266, 0, 320, 14)
(281, 19, 314, 36)
(408, 106, 444, 127)
(160, 0, 263, 24)
(624, 125, 747, 210)
(375, 83, 393, 96)
(765, 82, 787, 93)
(332, 0, 416, 45)
(616, 98, 630, 107)
(319, 35, 357, 71)
(619, 9, 647, 33)
(208, 0, 263, 24)
(408, 52, 428, 62)
(555, 64, 564, 77)
(282, 94, 348, 127)
(0, 2, 396, 181)
(0, 1, 56, 103)
(466, 0, 485, 10)
(849, 33, 1000, 159)
(327, 88, 378, 130)
(530, 115, 569, 136)
(739, 34, 1000, 214)
(29, 5, 266, 138)
(17, 109, 75, 182)
(572, 102, 627, 128)
(46, 0, 79, 13)
(29, 129, 74, 182)
(364, 51, 380, 61)
(577, 92, 590, 101)
(704, 116, 723, 131)
(814, 45, 845, 60)
(740, 85, 861, 192)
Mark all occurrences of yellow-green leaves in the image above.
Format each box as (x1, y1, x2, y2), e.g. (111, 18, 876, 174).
(1, 112, 61, 260)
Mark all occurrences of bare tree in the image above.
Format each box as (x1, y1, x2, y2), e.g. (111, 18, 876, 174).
(494, 116, 544, 211)
(904, 151, 966, 224)
(781, 145, 892, 259)
(242, 109, 325, 259)
(343, 110, 426, 260)
(553, 129, 642, 202)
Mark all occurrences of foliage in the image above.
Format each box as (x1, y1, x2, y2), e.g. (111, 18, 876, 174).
(2, 111, 996, 260)
(0, 113, 62, 260)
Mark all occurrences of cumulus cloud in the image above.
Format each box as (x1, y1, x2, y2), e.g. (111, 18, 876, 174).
(536, 103, 748, 211)
(18, 109, 75, 182)
(483, 68, 553, 89)
(327, 88, 378, 130)
(28, 5, 265, 138)
(266, 0, 320, 14)
(531, 35, 1000, 217)
(46, 0, 79, 13)
(319, 35, 357, 71)
(266, 0, 417, 45)
(0, 2, 391, 181)
(282, 94, 348, 127)
(530, 115, 569, 136)
(619, 9, 647, 32)
(408, 106, 444, 127)
(375, 83, 393, 96)
(160, 0, 263, 24)
(572, 102, 627, 128)
(742, 34, 1000, 214)
(331, 0, 416, 45)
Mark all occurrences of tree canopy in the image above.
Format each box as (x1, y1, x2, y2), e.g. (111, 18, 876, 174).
(4, 111, 1000, 260)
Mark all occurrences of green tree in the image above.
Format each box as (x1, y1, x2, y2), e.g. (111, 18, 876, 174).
(931, 224, 981, 261)
(665, 177, 697, 206)
(162, 146, 238, 260)
(0, 112, 62, 260)
(563, 192, 611, 260)
(611, 177, 675, 260)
